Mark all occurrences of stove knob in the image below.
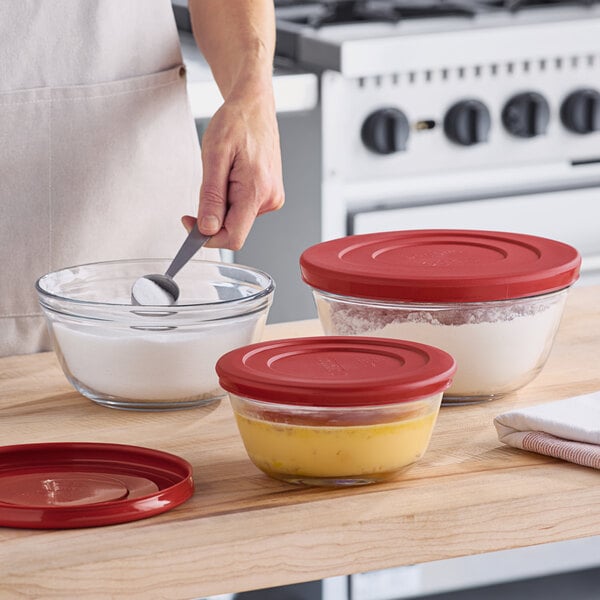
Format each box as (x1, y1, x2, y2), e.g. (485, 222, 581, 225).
(361, 108, 410, 154)
(444, 99, 491, 146)
(502, 92, 550, 138)
(560, 89, 600, 134)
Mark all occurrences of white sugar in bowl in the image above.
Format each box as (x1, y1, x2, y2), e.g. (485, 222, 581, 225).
(36, 259, 274, 410)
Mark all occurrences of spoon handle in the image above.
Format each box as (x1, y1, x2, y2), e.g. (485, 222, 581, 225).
(165, 226, 212, 279)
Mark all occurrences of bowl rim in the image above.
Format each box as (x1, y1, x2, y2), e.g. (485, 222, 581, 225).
(311, 285, 571, 309)
(35, 258, 275, 310)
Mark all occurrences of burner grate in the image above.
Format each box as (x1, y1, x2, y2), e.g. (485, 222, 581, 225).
(478, 0, 598, 10)
(280, 0, 600, 28)
(305, 1, 479, 27)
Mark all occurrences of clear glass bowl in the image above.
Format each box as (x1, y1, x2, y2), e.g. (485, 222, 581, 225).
(312, 287, 570, 404)
(229, 392, 443, 486)
(36, 259, 274, 410)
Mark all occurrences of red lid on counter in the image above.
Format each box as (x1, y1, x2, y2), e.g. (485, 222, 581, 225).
(216, 336, 456, 406)
(300, 230, 581, 302)
(0, 442, 194, 529)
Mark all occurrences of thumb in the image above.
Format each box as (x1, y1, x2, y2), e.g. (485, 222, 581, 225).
(198, 154, 229, 236)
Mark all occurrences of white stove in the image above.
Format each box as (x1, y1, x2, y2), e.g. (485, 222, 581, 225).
(237, 1, 600, 322)
(275, 0, 600, 183)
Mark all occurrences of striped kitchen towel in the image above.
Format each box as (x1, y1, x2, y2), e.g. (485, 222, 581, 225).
(494, 391, 600, 470)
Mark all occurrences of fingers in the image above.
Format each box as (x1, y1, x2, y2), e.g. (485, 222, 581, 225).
(181, 213, 232, 248)
(182, 209, 252, 251)
(180, 215, 196, 234)
(257, 186, 285, 216)
(191, 176, 284, 250)
(186, 181, 283, 251)
(220, 194, 260, 251)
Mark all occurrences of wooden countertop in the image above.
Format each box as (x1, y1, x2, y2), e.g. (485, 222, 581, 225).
(1, 286, 599, 599)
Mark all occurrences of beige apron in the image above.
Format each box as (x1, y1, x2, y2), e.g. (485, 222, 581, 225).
(0, 0, 216, 357)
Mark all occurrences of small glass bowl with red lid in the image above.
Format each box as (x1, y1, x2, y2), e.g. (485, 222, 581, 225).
(300, 230, 581, 404)
(216, 336, 455, 487)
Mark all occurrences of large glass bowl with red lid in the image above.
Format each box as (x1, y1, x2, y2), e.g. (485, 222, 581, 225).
(216, 336, 456, 487)
(300, 230, 581, 404)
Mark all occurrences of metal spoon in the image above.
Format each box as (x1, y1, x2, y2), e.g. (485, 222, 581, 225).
(131, 225, 211, 306)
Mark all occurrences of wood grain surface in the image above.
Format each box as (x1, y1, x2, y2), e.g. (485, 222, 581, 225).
(0, 287, 599, 599)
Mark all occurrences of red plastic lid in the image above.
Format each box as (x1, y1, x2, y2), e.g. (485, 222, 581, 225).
(216, 336, 456, 406)
(0, 442, 194, 529)
(300, 229, 581, 302)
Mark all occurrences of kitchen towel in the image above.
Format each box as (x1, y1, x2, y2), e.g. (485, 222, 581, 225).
(494, 391, 600, 470)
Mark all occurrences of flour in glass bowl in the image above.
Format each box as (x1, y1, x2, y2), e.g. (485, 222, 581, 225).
(316, 291, 568, 400)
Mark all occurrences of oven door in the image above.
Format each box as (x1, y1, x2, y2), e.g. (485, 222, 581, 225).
(350, 186, 600, 285)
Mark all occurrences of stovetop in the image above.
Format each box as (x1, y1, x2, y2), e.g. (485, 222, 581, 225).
(275, 0, 600, 70)
(275, 0, 599, 26)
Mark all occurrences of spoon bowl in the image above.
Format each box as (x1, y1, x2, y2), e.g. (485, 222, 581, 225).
(131, 274, 181, 306)
(131, 225, 211, 306)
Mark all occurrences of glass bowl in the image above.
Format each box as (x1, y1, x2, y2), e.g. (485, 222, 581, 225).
(36, 259, 274, 411)
(311, 289, 569, 403)
(300, 230, 581, 404)
(216, 336, 456, 486)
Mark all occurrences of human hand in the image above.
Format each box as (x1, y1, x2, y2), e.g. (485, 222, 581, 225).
(183, 84, 284, 250)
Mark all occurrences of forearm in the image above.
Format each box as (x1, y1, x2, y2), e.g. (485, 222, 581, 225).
(185, 0, 283, 250)
(188, 0, 276, 101)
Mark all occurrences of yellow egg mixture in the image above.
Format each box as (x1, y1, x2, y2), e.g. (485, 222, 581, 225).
(235, 410, 437, 480)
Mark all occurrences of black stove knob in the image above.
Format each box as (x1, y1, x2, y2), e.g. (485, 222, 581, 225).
(502, 92, 550, 138)
(444, 99, 491, 146)
(361, 108, 410, 154)
(560, 89, 600, 134)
